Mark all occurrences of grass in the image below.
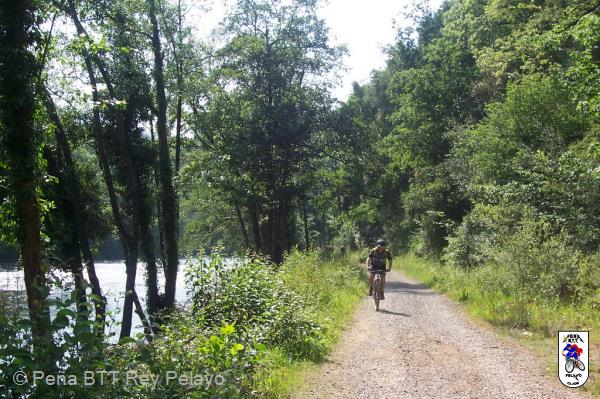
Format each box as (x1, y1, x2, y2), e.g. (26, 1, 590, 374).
(254, 250, 367, 397)
(397, 253, 600, 397)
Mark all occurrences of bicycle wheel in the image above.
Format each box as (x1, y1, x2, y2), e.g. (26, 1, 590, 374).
(565, 359, 575, 373)
(374, 278, 380, 311)
(577, 360, 585, 371)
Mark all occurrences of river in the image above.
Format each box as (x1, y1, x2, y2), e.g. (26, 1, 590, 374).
(0, 259, 219, 339)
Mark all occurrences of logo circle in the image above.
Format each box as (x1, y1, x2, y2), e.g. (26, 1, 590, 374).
(13, 370, 28, 386)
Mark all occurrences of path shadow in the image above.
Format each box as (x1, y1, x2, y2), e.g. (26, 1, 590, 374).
(377, 309, 410, 317)
(385, 281, 435, 295)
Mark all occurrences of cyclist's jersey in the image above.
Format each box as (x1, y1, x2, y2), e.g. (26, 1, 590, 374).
(563, 344, 582, 360)
(369, 248, 392, 271)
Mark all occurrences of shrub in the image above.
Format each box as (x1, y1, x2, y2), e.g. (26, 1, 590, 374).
(185, 252, 325, 361)
(103, 322, 262, 398)
(1, 250, 366, 398)
(444, 202, 600, 304)
(490, 218, 582, 303)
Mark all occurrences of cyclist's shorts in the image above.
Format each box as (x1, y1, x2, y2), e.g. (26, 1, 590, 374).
(369, 266, 386, 273)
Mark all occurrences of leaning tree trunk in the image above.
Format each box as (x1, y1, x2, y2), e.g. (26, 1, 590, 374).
(148, 0, 179, 309)
(0, 0, 49, 337)
(42, 88, 107, 332)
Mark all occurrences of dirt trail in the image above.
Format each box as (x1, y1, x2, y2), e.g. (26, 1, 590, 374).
(293, 269, 590, 399)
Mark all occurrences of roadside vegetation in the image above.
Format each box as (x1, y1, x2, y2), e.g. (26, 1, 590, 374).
(0, 250, 365, 398)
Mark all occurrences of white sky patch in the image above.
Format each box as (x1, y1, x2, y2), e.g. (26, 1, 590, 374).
(187, 0, 443, 101)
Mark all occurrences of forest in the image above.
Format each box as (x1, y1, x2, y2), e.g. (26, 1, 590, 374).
(1, 0, 599, 397)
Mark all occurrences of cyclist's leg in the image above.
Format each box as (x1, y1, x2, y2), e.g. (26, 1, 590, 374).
(381, 273, 386, 293)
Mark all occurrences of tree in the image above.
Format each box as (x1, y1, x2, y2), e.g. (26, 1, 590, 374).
(188, 0, 343, 262)
(63, 0, 155, 337)
(146, 0, 179, 310)
(41, 86, 107, 334)
(0, 0, 49, 337)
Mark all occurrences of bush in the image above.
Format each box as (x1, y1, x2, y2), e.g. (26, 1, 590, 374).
(490, 220, 577, 302)
(185, 252, 325, 361)
(103, 321, 262, 398)
(444, 201, 600, 305)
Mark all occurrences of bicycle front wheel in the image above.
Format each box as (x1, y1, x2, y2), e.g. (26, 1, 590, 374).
(565, 359, 575, 373)
(374, 278, 380, 311)
(577, 360, 585, 371)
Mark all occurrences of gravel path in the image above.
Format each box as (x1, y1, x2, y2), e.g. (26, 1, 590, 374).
(293, 269, 590, 399)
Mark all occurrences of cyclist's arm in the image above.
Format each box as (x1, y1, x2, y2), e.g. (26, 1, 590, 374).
(387, 251, 392, 272)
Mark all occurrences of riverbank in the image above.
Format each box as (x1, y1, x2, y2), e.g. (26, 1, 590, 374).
(397, 253, 599, 397)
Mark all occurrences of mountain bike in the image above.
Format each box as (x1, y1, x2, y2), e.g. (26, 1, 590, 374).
(565, 357, 585, 373)
(371, 270, 385, 311)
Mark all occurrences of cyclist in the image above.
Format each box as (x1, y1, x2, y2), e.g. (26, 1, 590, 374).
(367, 239, 392, 299)
(562, 343, 583, 361)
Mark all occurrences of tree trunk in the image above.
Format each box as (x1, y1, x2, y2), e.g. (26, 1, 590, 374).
(302, 196, 310, 251)
(277, 200, 289, 262)
(120, 250, 138, 339)
(67, 0, 162, 320)
(65, 0, 147, 336)
(249, 202, 262, 251)
(258, 200, 290, 264)
(131, 287, 154, 341)
(42, 145, 89, 324)
(235, 203, 250, 248)
(150, 122, 168, 273)
(42, 87, 107, 333)
(0, 0, 49, 337)
(120, 248, 153, 340)
(68, 238, 88, 322)
(175, 96, 182, 175)
(148, 0, 179, 309)
(140, 217, 160, 316)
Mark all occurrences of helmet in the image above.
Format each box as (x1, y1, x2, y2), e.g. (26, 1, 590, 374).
(376, 239, 386, 246)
